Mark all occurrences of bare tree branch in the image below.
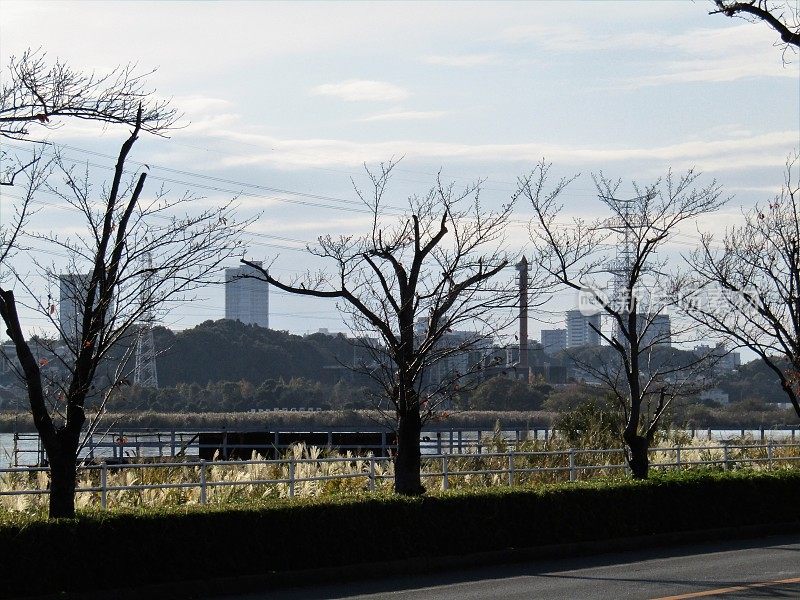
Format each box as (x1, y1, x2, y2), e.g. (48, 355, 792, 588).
(710, 1, 800, 50)
(521, 160, 726, 478)
(684, 151, 800, 419)
(0, 112, 251, 517)
(0, 48, 181, 140)
(243, 159, 519, 495)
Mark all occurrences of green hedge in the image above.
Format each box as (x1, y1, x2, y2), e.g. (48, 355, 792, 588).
(1, 470, 799, 597)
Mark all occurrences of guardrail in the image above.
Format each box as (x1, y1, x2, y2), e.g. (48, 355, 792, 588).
(10, 426, 800, 467)
(2, 442, 799, 509)
(10, 426, 800, 468)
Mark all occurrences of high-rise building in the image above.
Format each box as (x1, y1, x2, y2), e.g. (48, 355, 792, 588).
(59, 273, 90, 343)
(640, 313, 671, 347)
(225, 262, 269, 328)
(566, 310, 601, 348)
(59, 273, 115, 345)
(540, 329, 567, 355)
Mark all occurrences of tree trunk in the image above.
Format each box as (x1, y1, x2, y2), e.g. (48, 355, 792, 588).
(48, 453, 77, 518)
(624, 433, 650, 480)
(394, 408, 425, 496)
(48, 428, 80, 518)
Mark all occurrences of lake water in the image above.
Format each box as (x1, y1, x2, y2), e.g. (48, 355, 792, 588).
(1, 427, 797, 469)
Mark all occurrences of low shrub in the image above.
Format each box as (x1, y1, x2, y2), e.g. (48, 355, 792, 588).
(0, 470, 798, 597)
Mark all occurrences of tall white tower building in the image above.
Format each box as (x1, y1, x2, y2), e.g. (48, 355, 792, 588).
(59, 273, 90, 343)
(566, 310, 601, 348)
(225, 262, 269, 328)
(640, 313, 672, 348)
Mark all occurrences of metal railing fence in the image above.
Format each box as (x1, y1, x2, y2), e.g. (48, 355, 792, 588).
(10, 426, 800, 467)
(1, 442, 799, 509)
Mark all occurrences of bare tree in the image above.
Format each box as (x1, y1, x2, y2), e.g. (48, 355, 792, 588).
(685, 153, 800, 419)
(0, 109, 250, 517)
(0, 48, 180, 320)
(1, 48, 179, 188)
(0, 150, 48, 270)
(520, 161, 726, 478)
(243, 161, 518, 495)
(710, 1, 800, 56)
(1, 48, 179, 142)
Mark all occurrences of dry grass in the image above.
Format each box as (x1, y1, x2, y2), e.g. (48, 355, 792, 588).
(2, 433, 799, 514)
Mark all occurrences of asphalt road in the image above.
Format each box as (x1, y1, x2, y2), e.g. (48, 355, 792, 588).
(211, 534, 800, 600)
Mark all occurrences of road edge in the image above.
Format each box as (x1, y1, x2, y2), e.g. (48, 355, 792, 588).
(26, 520, 800, 600)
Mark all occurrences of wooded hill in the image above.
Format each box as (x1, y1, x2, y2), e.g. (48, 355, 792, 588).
(153, 319, 357, 387)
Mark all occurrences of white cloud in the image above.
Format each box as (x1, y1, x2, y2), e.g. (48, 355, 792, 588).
(423, 53, 500, 67)
(171, 95, 234, 115)
(500, 21, 796, 85)
(311, 80, 410, 102)
(359, 110, 447, 122)
(499, 23, 595, 50)
(38, 107, 798, 176)
(185, 113, 243, 134)
(629, 55, 797, 87)
(199, 126, 797, 172)
(251, 215, 373, 235)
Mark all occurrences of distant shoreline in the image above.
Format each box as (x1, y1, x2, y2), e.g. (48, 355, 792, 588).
(0, 409, 796, 434)
(0, 410, 556, 433)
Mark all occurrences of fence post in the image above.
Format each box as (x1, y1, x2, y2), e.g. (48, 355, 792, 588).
(723, 445, 730, 471)
(289, 459, 295, 498)
(676, 446, 681, 468)
(508, 451, 515, 486)
(199, 459, 207, 504)
(569, 449, 576, 482)
(767, 442, 773, 469)
(442, 455, 449, 491)
(100, 461, 107, 510)
(368, 457, 376, 492)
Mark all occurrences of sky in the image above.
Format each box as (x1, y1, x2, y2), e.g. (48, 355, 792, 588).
(1, 0, 798, 347)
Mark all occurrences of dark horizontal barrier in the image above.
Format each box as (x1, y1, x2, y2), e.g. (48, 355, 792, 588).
(197, 430, 397, 459)
(1, 469, 799, 598)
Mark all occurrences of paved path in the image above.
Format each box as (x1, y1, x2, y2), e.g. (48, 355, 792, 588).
(211, 534, 800, 600)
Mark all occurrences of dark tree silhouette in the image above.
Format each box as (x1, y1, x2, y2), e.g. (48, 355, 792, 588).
(0, 109, 249, 517)
(243, 160, 518, 495)
(685, 153, 800, 419)
(0, 48, 179, 141)
(710, 1, 800, 56)
(520, 161, 725, 478)
(1, 48, 179, 187)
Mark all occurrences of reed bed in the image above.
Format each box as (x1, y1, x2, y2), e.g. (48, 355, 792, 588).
(2, 433, 799, 514)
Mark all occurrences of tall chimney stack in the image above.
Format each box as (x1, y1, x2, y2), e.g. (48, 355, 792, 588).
(516, 256, 529, 373)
